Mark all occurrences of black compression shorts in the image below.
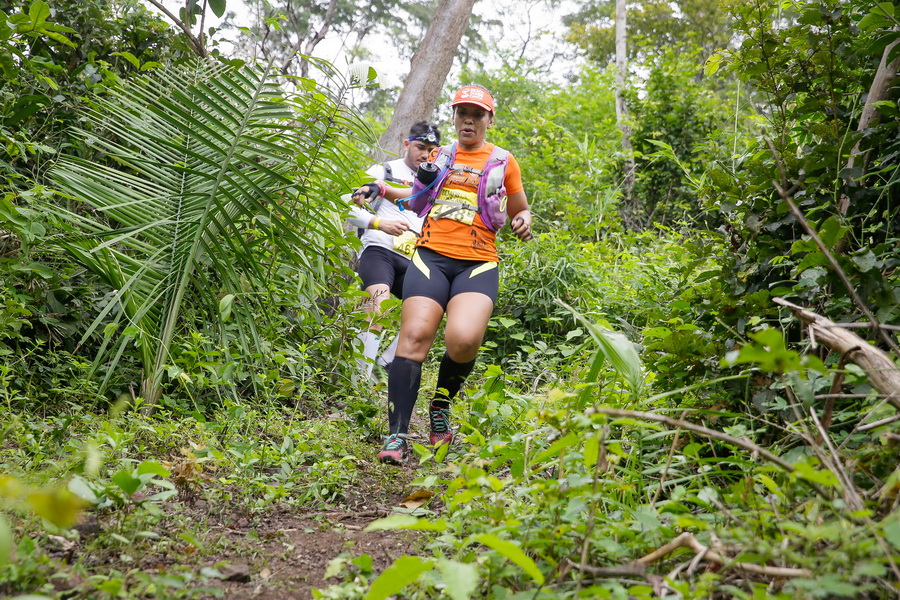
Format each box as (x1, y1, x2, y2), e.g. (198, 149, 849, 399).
(402, 247, 499, 310)
(358, 246, 410, 298)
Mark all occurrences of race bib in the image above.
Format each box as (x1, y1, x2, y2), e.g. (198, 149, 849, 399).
(393, 230, 418, 257)
(431, 188, 477, 225)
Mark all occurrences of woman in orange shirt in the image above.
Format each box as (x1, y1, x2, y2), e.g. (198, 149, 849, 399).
(352, 84, 533, 464)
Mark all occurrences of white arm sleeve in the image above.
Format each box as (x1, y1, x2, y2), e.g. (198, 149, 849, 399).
(347, 205, 374, 229)
(345, 163, 386, 228)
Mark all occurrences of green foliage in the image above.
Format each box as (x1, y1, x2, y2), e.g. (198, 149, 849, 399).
(698, 0, 900, 333)
(0, 0, 200, 413)
(563, 0, 735, 66)
(43, 59, 368, 403)
(0, 0, 187, 189)
(68, 459, 177, 510)
(1, 2, 898, 599)
(0, 397, 387, 597)
(630, 48, 742, 226)
(333, 358, 896, 598)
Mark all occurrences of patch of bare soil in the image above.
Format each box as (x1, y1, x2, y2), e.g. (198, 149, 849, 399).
(194, 428, 434, 599)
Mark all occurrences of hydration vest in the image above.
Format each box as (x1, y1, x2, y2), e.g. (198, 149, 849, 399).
(370, 162, 412, 212)
(358, 162, 413, 238)
(382, 162, 412, 187)
(407, 142, 510, 232)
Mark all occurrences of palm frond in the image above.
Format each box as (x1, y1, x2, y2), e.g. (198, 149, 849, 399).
(46, 59, 370, 402)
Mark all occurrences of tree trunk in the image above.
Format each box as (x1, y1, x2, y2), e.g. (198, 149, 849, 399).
(375, 0, 477, 161)
(615, 0, 636, 222)
(842, 32, 900, 214)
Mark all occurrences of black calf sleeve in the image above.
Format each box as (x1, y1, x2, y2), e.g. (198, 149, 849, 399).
(387, 357, 423, 434)
(434, 352, 475, 404)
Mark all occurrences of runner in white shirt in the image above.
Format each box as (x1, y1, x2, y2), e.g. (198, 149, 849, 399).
(347, 121, 441, 380)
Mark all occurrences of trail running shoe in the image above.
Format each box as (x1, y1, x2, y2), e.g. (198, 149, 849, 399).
(429, 403, 454, 447)
(378, 433, 409, 465)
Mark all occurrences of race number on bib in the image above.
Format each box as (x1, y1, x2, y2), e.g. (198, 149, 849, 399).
(432, 188, 477, 225)
(393, 230, 418, 257)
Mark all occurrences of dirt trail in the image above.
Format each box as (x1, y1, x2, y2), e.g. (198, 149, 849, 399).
(197, 427, 431, 598)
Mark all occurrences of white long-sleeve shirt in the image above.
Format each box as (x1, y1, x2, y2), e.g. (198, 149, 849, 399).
(347, 159, 425, 257)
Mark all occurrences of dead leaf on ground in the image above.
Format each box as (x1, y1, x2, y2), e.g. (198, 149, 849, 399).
(220, 563, 251, 582)
(399, 489, 433, 510)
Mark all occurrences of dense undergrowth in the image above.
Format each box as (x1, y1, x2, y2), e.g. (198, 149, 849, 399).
(2, 337, 898, 599)
(2, 224, 898, 599)
(2, 0, 900, 597)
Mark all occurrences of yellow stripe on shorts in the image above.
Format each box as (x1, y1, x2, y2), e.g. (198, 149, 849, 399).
(412, 249, 431, 279)
(470, 261, 498, 278)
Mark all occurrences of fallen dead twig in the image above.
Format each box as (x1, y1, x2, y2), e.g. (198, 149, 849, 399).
(584, 407, 829, 498)
(773, 298, 900, 412)
(637, 532, 812, 578)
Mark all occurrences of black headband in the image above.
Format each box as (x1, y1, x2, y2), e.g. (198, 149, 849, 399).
(408, 128, 439, 144)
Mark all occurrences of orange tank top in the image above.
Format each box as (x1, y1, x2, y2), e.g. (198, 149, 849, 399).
(415, 144, 523, 262)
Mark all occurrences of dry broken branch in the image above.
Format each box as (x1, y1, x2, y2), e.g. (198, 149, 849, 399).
(774, 298, 900, 411)
(637, 532, 813, 578)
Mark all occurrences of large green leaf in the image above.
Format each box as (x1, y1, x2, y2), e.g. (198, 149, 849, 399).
(365, 556, 433, 600)
(208, 0, 226, 17)
(557, 299, 644, 397)
(474, 533, 544, 585)
(436, 559, 478, 600)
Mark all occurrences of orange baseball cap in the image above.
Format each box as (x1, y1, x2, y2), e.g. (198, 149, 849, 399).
(451, 85, 495, 112)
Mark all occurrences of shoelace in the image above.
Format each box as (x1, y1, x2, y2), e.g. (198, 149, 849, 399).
(430, 407, 450, 433)
(384, 434, 407, 450)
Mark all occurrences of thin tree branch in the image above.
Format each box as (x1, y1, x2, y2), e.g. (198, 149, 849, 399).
(584, 406, 829, 498)
(809, 407, 864, 511)
(857, 413, 900, 432)
(588, 407, 794, 473)
(199, 0, 207, 48)
(144, 0, 207, 57)
(576, 425, 609, 594)
(649, 416, 683, 507)
(821, 348, 854, 431)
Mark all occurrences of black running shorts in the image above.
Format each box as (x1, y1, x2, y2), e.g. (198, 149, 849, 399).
(402, 247, 499, 309)
(358, 246, 410, 298)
